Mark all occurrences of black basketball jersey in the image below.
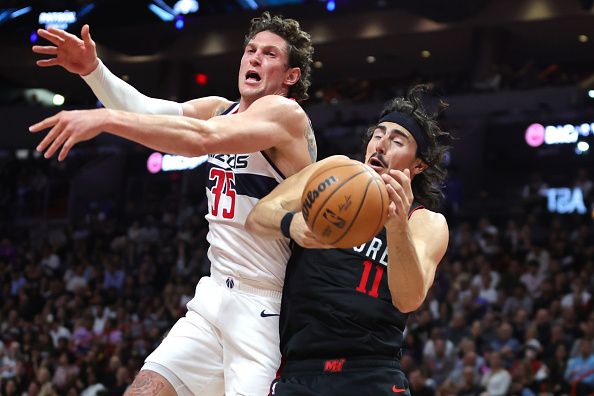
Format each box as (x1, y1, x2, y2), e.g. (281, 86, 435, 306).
(279, 202, 425, 360)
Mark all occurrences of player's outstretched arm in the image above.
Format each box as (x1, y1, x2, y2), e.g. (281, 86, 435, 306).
(32, 24, 224, 119)
(29, 95, 306, 161)
(245, 156, 348, 248)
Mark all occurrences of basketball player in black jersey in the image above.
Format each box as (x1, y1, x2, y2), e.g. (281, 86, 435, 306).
(246, 85, 451, 395)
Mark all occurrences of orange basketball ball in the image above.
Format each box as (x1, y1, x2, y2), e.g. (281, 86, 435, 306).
(301, 157, 389, 248)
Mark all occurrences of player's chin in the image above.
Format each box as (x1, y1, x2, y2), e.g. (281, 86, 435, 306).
(239, 82, 258, 93)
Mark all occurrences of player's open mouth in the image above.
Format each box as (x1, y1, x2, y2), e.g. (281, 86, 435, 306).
(245, 71, 261, 82)
(367, 156, 386, 171)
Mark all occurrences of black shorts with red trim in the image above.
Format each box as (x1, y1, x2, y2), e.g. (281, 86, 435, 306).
(269, 357, 410, 396)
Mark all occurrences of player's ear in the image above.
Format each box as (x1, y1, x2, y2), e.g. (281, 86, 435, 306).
(412, 159, 428, 176)
(284, 67, 301, 86)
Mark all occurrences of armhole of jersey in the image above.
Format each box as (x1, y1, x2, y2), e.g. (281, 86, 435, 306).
(221, 102, 240, 115)
(407, 202, 425, 220)
(260, 150, 286, 180)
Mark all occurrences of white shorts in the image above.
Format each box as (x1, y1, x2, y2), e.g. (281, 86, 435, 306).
(143, 274, 282, 396)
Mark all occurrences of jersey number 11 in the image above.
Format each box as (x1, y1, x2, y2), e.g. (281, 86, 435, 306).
(356, 260, 384, 298)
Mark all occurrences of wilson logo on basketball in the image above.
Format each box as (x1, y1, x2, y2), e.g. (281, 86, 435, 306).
(302, 176, 338, 222)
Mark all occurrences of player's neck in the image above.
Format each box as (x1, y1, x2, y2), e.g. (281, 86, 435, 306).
(238, 89, 289, 112)
(237, 97, 254, 113)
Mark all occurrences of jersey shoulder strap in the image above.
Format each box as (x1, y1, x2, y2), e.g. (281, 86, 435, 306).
(221, 102, 240, 115)
(408, 201, 425, 219)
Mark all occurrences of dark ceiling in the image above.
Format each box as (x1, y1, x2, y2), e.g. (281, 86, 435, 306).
(0, 0, 593, 104)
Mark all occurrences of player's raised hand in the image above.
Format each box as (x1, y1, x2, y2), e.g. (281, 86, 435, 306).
(29, 109, 108, 161)
(382, 168, 414, 226)
(33, 24, 99, 76)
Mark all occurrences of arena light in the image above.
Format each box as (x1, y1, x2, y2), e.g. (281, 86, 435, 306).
(0, 10, 9, 25)
(24, 88, 58, 106)
(52, 94, 65, 106)
(174, 0, 199, 15)
(588, 89, 594, 98)
(327, 0, 336, 12)
(38, 10, 77, 30)
(77, 3, 95, 18)
(0, 6, 32, 26)
(576, 141, 590, 153)
(15, 149, 29, 160)
(237, 0, 259, 10)
(546, 187, 587, 214)
(175, 16, 184, 29)
(149, 1, 196, 27)
(194, 73, 208, 86)
(11, 6, 32, 19)
(148, 3, 175, 21)
(525, 121, 594, 147)
(147, 152, 208, 173)
(154, 0, 176, 14)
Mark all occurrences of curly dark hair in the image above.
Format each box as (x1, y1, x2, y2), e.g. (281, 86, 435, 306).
(363, 84, 451, 211)
(245, 12, 314, 102)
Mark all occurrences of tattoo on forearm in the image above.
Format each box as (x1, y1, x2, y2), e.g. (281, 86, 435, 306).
(305, 124, 317, 162)
(125, 372, 166, 395)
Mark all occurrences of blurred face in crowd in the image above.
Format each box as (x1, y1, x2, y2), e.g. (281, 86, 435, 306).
(525, 345, 539, 360)
(463, 366, 475, 385)
(580, 339, 593, 357)
(408, 369, 424, 388)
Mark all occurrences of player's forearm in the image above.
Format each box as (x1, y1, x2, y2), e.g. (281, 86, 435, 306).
(245, 202, 288, 239)
(386, 223, 429, 312)
(105, 109, 211, 156)
(82, 60, 183, 115)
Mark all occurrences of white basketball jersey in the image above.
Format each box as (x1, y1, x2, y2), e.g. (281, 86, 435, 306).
(198, 102, 290, 291)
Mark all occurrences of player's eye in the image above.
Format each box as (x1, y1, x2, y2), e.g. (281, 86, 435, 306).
(372, 129, 384, 139)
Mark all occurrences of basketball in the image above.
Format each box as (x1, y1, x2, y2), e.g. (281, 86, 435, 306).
(301, 157, 389, 248)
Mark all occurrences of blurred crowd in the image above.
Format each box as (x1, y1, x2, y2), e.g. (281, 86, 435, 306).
(309, 61, 593, 105)
(0, 197, 211, 395)
(1, 171, 593, 396)
(404, 208, 594, 396)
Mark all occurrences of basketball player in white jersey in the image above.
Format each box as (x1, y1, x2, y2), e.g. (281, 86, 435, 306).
(30, 13, 316, 396)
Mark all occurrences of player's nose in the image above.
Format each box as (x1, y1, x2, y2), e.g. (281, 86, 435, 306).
(375, 136, 388, 154)
(249, 52, 262, 66)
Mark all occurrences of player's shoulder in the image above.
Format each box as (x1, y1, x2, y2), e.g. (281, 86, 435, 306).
(409, 207, 448, 233)
(252, 95, 304, 114)
(251, 96, 309, 139)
